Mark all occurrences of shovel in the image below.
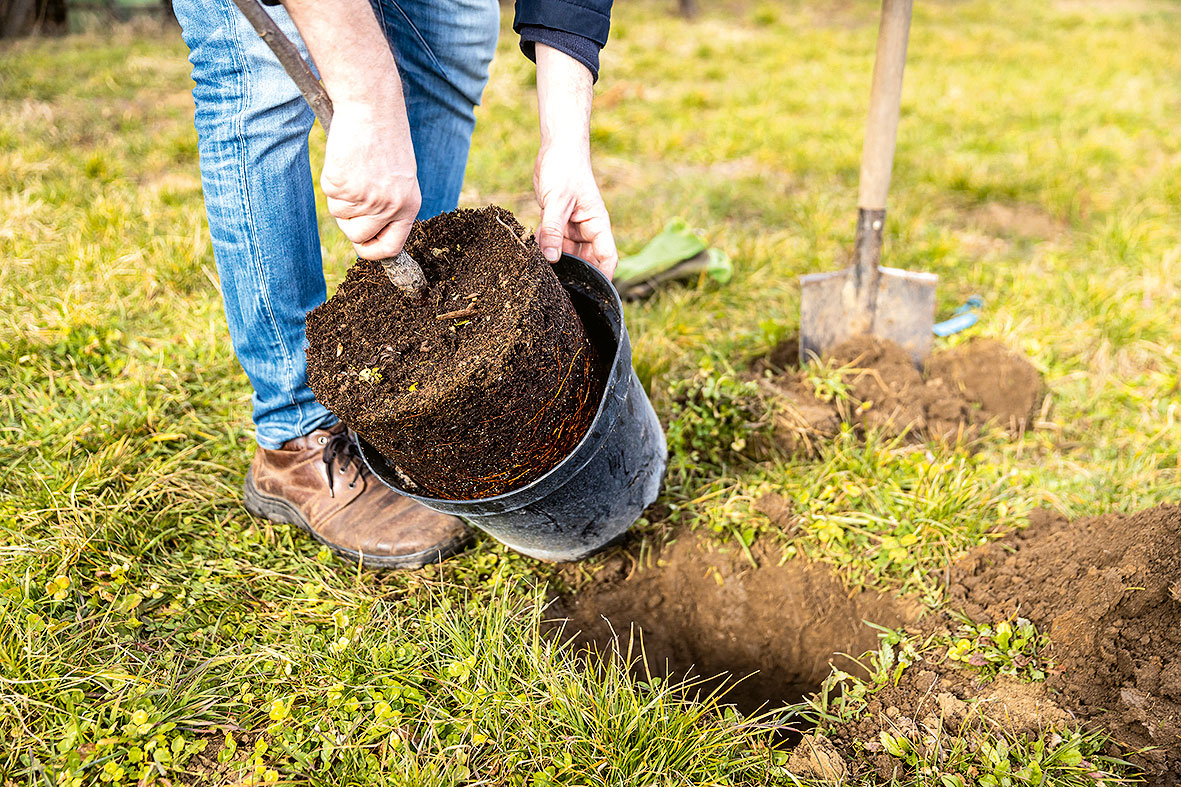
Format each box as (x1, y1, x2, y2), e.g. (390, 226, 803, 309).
(799, 0, 936, 367)
(229, 0, 427, 296)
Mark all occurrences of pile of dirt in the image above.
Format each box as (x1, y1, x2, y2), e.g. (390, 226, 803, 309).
(814, 504, 1181, 780)
(823, 654, 1077, 781)
(762, 336, 1044, 452)
(948, 504, 1181, 779)
(548, 532, 919, 718)
(306, 206, 604, 500)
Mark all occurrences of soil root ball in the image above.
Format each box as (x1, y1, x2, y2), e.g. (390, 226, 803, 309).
(306, 206, 604, 500)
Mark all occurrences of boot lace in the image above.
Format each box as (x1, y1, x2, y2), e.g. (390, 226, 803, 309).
(322, 430, 366, 496)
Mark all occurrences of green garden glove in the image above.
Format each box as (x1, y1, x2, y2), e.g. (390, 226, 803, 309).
(613, 218, 732, 300)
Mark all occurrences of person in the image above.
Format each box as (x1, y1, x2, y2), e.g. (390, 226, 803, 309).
(173, 0, 618, 569)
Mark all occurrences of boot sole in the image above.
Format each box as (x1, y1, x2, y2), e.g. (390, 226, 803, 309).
(243, 470, 471, 570)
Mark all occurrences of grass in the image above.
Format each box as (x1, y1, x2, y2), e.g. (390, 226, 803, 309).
(2, 0, 1180, 782)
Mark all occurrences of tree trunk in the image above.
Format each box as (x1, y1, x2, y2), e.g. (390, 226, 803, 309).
(0, 0, 68, 39)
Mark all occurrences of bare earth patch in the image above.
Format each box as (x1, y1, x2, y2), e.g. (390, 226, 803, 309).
(949, 504, 1181, 779)
(969, 201, 1068, 241)
(761, 335, 1045, 452)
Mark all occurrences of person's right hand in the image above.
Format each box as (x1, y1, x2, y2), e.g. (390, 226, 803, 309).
(320, 100, 420, 261)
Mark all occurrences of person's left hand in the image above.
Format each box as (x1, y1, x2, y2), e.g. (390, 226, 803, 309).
(533, 142, 618, 278)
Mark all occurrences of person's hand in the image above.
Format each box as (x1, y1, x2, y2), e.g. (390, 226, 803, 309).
(533, 143, 618, 277)
(532, 44, 618, 279)
(281, 0, 420, 259)
(320, 100, 420, 260)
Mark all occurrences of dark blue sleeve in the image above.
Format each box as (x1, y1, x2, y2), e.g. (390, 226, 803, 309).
(518, 26, 603, 82)
(514, 0, 613, 82)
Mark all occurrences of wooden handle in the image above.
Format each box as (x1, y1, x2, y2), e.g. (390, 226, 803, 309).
(857, 0, 913, 211)
(229, 0, 334, 132)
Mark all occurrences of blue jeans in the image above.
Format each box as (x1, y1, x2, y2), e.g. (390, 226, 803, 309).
(175, 0, 499, 449)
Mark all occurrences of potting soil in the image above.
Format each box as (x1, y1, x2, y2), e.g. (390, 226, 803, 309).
(306, 206, 604, 500)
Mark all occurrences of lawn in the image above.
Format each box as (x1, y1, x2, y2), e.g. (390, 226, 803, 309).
(1, 0, 1179, 784)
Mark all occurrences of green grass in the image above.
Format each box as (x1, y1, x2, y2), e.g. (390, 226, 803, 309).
(2, 0, 1180, 782)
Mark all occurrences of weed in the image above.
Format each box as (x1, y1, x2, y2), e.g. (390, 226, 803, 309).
(665, 358, 774, 481)
(802, 358, 855, 405)
(945, 616, 1052, 682)
(799, 629, 1137, 786)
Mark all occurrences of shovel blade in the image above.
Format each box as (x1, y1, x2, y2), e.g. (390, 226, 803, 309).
(799, 265, 937, 367)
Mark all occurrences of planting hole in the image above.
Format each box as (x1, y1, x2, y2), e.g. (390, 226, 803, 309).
(548, 533, 916, 729)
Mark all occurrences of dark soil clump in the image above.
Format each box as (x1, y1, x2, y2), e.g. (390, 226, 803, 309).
(306, 206, 604, 500)
(548, 532, 918, 717)
(762, 336, 1044, 452)
(948, 504, 1181, 779)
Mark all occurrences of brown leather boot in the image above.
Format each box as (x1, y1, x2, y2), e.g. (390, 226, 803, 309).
(243, 424, 471, 568)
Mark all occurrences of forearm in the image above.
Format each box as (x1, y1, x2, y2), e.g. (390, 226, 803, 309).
(535, 44, 593, 159)
(282, 0, 405, 112)
(276, 0, 419, 259)
(532, 44, 616, 274)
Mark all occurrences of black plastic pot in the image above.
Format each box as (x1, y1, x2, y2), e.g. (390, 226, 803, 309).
(356, 253, 668, 562)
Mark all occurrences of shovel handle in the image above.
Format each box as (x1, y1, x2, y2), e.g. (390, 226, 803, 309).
(857, 0, 913, 212)
(848, 0, 912, 321)
(230, 0, 334, 132)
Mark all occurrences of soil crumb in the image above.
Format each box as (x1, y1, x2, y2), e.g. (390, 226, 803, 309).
(548, 532, 918, 717)
(784, 733, 848, 781)
(306, 206, 604, 500)
(948, 504, 1181, 779)
(762, 336, 1043, 451)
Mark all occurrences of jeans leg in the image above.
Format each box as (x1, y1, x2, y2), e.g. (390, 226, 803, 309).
(372, 0, 500, 218)
(175, 0, 336, 449)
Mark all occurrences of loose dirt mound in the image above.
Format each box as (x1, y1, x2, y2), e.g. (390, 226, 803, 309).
(827, 657, 1074, 781)
(549, 533, 918, 717)
(926, 340, 1045, 432)
(763, 336, 1043, 451)
(948, 504, 1181, 779)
